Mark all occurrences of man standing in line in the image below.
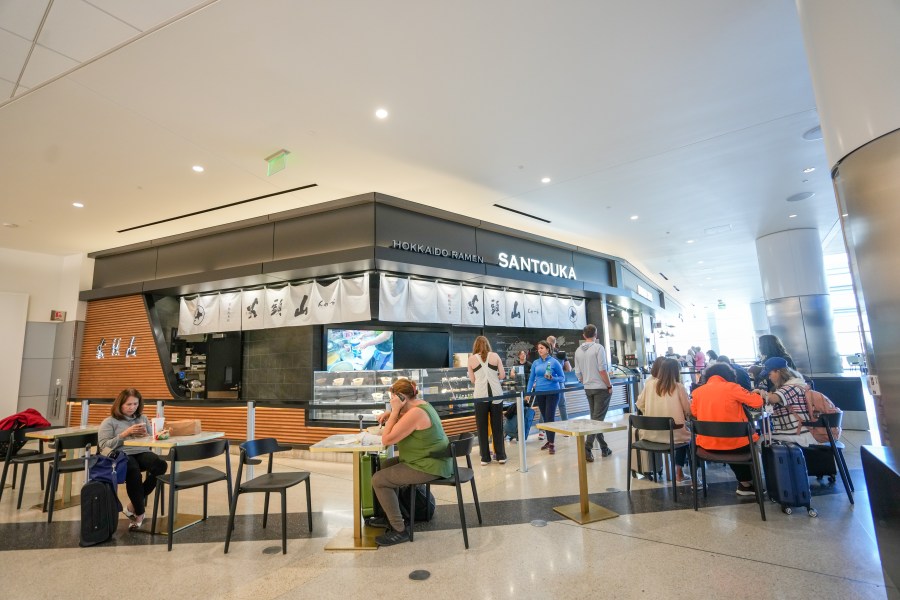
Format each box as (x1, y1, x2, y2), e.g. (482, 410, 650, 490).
(574, 324, 614, 462)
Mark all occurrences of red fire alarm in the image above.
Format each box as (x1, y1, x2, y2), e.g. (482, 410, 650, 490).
(50, 310, 66, 322)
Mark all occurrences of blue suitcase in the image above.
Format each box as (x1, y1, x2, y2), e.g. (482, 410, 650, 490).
(761, 440, 817, 517)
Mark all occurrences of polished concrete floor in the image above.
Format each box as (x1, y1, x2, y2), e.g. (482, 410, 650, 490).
(0, 416, 888, 600)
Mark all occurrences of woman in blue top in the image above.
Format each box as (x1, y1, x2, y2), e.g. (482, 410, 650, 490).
(527, 340, 566, 454)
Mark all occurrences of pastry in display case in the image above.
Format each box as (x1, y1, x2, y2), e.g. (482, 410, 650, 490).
(310, 369, 418, 423)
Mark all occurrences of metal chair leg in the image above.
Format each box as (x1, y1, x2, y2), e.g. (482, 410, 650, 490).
(281, 491, 288, 554)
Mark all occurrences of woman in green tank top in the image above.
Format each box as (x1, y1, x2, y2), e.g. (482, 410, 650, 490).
(371, 378, 452, 546)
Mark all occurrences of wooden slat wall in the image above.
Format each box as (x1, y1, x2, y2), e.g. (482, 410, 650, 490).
(77, 296, 173, 400)
(69, 403, 477, 446)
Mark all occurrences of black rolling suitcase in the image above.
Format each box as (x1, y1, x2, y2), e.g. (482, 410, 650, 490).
(760, 418, 817, 517)
(80, 446, 119, 547)
(802, 446, 838, 482)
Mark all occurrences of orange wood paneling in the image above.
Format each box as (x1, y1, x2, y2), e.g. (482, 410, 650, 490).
(77, 296, 173, 400)
(69, 403, 476, 446)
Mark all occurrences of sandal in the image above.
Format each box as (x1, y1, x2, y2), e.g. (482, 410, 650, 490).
(123, 506, 137, 521)
(128, 515, 145, 530)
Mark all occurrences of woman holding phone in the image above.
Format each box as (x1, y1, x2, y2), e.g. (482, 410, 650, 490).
(98, 388, 168, 530)
(371, 378, 452, 546)
(527, 340, 566, 455)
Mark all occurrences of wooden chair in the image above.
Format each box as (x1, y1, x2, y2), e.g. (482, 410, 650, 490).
(626, 415, 689, 501)
(411, 432, 482, 549)
(224, 438, 312, 555)
(689, 418, 766, 521)
(151, 439, 232, 551)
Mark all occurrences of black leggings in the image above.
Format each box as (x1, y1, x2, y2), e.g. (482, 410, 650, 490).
(125, 452, 167, 515)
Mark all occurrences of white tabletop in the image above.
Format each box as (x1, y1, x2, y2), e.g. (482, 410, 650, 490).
(310, 432, 384, 453)
(536, 419, 627, 437)
(25, 425, 99, 440)
(122, 431, 225, 449)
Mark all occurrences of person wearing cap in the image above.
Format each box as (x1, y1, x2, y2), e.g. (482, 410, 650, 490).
(690, 362, 764, 496)
(754, 357, 816, 446)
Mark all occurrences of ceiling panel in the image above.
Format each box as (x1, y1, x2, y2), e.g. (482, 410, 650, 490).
(37, 0, 139, 62)
(18, 43, 78, 88)
(84, 0, 210, 31)
(0, 0, 49, 40)
(0, 28, 30, 82)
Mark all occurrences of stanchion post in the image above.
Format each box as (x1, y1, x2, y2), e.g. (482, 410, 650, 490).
(80, 399, 89, 427)
(156, 400, 164, 419)
(246, 400, 255, 480)
(517, 391, 528, 473)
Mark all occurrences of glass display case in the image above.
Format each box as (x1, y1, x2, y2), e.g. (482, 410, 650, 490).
(309, 366, 525, 425)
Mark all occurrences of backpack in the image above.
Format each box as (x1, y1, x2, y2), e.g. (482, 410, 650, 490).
(799, 388, 842, 443)
(398, 484, 436, 522)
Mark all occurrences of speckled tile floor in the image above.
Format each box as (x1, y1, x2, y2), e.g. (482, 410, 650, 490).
(0, 421, 889, 600)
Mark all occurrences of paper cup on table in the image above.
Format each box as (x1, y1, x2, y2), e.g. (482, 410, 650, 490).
(151, 417, 165, 439)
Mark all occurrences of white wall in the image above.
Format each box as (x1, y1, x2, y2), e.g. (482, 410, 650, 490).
(0, 293, 28, 416)
(0, 248, 93, 321)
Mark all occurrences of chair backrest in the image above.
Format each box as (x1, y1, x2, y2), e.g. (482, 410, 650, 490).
(447, 433, 474, 458)
(54, 432, 99, 452)
(630, 414, 675, 432)
(170, 439, 229, 462)
(816, 411, 843, 428)
(239, 437, 283, 462)
(691, 419, 752, 440)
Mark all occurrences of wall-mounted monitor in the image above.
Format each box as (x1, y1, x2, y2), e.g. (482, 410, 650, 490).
(326, 329, 394, 372)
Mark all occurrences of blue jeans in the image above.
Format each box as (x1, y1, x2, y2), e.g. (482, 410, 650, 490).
(535, 392, 561, 443)
(557, 394, 568, 421)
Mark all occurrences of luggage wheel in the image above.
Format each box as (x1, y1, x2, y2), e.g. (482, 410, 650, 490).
(807, 508, 818, 518)
(828, 476, 836, 483)
(783, 507, 792, 515)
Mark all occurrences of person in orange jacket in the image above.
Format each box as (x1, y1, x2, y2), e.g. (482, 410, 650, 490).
(690, 363, 763, 496)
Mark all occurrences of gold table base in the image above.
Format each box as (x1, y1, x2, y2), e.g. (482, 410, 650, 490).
(553, 501, 619, 524)
(324, 526, 380, 551)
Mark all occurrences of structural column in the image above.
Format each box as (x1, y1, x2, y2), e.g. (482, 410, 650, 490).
(755, 228, 841, 375)
(796, 0, 900, 444)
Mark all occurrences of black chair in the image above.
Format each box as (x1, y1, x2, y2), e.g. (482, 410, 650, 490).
(0, 427, 54, 506)
(151, 439, 232, 551)
(689, 419, 766, 521)
(224, 438, 312, 555)
(43, 432, 99, 522)
(802, 412, 854, 504)
(411, 432, 482, 549)
(626, 415, 690, 501)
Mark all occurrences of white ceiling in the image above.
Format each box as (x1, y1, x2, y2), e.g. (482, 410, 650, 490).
(0, 0, 841, 313)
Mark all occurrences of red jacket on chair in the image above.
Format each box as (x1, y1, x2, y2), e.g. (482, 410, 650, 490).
(0, 408, 51, 430)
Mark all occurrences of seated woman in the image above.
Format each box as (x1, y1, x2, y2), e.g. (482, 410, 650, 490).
(690, 363, 763, 496)
(371, 378, 452, 546)
(755, 357, 817, 446)
(98, 388, 168, 530)
(636, 358, 692, 482)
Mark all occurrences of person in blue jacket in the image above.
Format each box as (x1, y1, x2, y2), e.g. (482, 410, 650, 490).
(527, 340, 566, 455)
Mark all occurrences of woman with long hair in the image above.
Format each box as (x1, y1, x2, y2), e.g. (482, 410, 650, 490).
(636, 358, 692, 482)
(526, 340, 566, 455)
(468, 336, 506, 465)
(371, 378, 452, 546)
(98, 388, 168, 530)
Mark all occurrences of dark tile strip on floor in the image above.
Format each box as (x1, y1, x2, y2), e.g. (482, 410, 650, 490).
(0, 469, 859, 552)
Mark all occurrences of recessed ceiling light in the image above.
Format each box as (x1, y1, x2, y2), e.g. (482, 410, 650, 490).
(697, 260, 704, 264)
(789, 214, 798, 218)
(539, 177, 550, 184)
(72, 202, 84, 208)
(192, 165, 204, 173)
(803, 167, 816, 173)
(705, 277, 711, 280)
(630, 215, 639, 220)
(803, 125, 823, 140)
(375, 108, 389, 119)
(786, 192, 815, 202)
(842, 213, 849, 217)
(686, 239, 695, 244)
